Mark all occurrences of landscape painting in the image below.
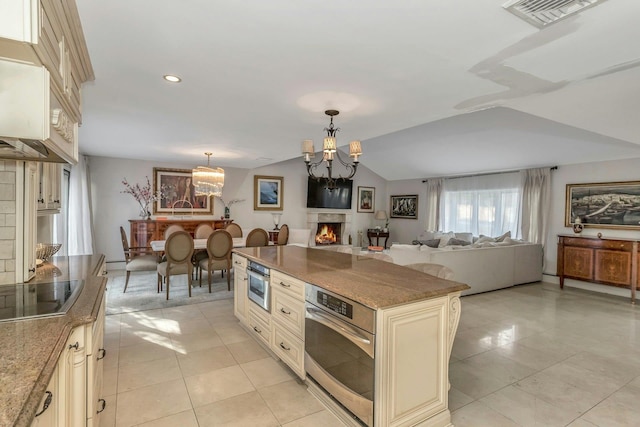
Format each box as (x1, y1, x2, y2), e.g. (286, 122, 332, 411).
(565, 181, 640, 230)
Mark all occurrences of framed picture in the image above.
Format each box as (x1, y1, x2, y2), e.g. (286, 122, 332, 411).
(357, 186, 375, 213)
(565, 181, 640, 230)
(153, 167, 213, 215)
(254, 175, 283, 211)
(390, 194, 418, 219)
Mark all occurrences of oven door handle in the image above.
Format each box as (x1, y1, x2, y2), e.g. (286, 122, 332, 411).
(305, 306, 371, 346)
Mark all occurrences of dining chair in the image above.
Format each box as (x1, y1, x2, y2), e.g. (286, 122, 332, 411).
(276, 224, 289, 245)
(163, 224, 185, 239)
(225, 222, 243, 238)
(157, 230, 195, 300)
(199, 229, 233, 291)
(193, 223, 215, 278)
(245, 228, 269, 247)
(405, 262, 455, 280)
(119, 226, 158, 292)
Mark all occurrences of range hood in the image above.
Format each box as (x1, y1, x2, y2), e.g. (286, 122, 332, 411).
(0, 59, 76, 164)
(0, 138, 66, 162)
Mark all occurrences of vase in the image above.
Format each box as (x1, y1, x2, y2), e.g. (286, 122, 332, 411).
(140, 204, 151, 220)
(224, 207, 230, 219)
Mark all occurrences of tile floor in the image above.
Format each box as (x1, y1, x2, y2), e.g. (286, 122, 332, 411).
(99, 281, 640, 427)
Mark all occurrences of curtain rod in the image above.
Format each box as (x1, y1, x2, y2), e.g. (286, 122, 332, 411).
(421, 166, 557, 183)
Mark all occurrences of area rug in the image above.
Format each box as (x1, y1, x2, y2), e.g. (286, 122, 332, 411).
(105, 271, 234, 315)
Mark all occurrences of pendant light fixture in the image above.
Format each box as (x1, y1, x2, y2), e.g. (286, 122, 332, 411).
(302, 110, 362, 190)
(192, 152, 224, 197)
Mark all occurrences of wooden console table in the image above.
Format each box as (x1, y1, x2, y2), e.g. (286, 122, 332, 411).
(367, 229, 390, 249)
(130, 219, 233, 248)
(557, 235, 637, 303)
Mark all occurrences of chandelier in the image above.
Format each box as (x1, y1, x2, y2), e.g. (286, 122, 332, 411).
(302, 110, 362, 189)
(192, 152, 224, 197)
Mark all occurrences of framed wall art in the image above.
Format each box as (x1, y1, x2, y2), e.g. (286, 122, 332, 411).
(153, 167, 213, 215)
(565, 181, 640, 230)
(357, 186, 375, 213)
(254, 175, 283, 211)
(390, 194, 418, 219)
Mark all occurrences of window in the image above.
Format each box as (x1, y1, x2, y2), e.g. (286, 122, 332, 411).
(440, 172, 520, 237)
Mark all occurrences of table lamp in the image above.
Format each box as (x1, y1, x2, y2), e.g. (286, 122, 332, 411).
(374, 210, 388, 231)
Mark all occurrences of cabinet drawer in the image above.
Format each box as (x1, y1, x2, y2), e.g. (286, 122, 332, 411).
(232, 254, 248, 269)
(272, 290, 304, 338)
(271, 270, 305, 301)
(271, 322, 305, 379)
(248, 310, 270, 347)
(561, 236, 634, 251)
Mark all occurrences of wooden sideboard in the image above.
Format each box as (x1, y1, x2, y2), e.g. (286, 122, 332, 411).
(129, 219, 234, 248)
(557, 235, 638, 303)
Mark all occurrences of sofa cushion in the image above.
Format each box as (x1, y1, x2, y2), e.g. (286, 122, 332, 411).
(447, 238, 471, 246)
(436, 231, 456, 247)
(495, 231, 511, 242)
(454, 232, 473, 243)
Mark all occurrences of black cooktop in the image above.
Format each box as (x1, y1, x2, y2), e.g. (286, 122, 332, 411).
(0, 280, 84, 322)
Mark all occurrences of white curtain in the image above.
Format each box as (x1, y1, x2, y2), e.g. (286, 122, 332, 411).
(68, 155, 94, 255)
(519, 167, 551, 246)
(441, 172, 521, 237)
(424, 178, 443, 231)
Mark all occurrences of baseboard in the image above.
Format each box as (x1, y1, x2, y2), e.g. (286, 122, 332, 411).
(543, 273, 632, 300)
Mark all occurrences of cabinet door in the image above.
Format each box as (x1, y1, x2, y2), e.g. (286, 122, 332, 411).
(234, 266, 248, 326)
(30, 365, 59, 427)
(59, 326, 86, 427)
(563, 247, 593, 280)
(37, 162, 62, 213)
(0, 0, 38, 43)
(17, 161, 38, 282)
(595, 250, 631, 286)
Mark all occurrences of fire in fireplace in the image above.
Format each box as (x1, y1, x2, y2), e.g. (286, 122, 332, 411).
(315, 223, 341, 245)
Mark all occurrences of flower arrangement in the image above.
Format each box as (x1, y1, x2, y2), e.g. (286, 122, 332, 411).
(215, 196, 245, 219)
(122, 176, 164, 218)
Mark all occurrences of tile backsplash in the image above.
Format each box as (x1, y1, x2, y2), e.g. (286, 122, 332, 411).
(0, 160, 16, 285)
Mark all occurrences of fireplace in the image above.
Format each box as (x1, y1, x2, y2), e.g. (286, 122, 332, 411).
(315, 223, 341, 245)
(307, 211, 352, 247)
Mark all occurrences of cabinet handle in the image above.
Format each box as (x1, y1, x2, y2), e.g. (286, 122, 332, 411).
(29, 268, 36, 273)
(279, 342, 290, 351)
(97, 399, 106, 414)
(38, 198, 44, 203)
(234, 261, 243, 265)
(69, 341, 79, 350)
(35, 391, 53, 417)
(243, 277, 247, 281)
(97, 348, 107, 360)
(280, 307, 291, 315)
(54, 199, 60, 203)
(253, 326, 262, 334)
(279, 281, 290, 288)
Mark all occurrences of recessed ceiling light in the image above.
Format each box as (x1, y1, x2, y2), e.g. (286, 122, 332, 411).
(163, 74, 182, 83)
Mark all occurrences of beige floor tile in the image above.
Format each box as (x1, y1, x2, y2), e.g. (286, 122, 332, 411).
(115, 378, 192, 427)
(176, 345, 237, 377)
(566, 418, 600, 426)
(581, 381, 640, 427)
(184, 364, 255, 408)
(170, 329, 224, 354)
(162, 305, 206, 322)
(194, 391, 279, 427)
(118, 340, 176, 367)
(102, 367, 118, 396)
(135, 409, 199, 427)
(164, 317, 215, 336)
(462, 350, 537, 385)
(104, 314, 121, 334)
(103, 344, 119, 370)
(448, 387, 474, 412)
(213, 323, 252, 344)
(451, 401, 520, 427)
(449, 360, 517, 400)
(117, 355, 181, 392)
(281, 409, 347, 427)
(480, 385, 579, 426)
(226, 336, 270, 364)
(258, 380, 324, 424)
(118, 328, 172, 348)
(494, 341, 570, 371)
(241, 357, 296, 389)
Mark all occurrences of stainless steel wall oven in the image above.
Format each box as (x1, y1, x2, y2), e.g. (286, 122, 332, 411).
(247, 260, 270, 312)
(304, 283, 376, 426)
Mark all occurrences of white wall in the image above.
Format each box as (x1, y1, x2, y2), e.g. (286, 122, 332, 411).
(89, 154, 387, 263)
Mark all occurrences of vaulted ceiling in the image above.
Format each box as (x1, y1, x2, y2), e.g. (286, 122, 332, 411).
(76, 0, 640, 181)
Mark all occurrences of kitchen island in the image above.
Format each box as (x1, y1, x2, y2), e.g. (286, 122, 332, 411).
(0, 255, 107, 427)
(233, 245, 469, 427)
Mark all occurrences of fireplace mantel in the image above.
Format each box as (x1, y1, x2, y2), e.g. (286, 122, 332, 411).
(307, 211, 352, 246)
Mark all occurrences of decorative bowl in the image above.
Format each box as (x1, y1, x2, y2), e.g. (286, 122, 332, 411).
(36, 243, 62, 262)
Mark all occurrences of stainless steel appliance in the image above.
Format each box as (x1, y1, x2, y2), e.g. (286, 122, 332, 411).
(247, 260, 270, 312)
(0, 280, 84, 322)
(305, 283, 376, 426)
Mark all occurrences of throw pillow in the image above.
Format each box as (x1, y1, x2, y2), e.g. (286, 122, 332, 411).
(436, 231, 456, 247)
(476, 235, 495, 243)
(420, 238, 441, 248)
(447, 238, 471, 246)
(454, 232, 474, 243)
(495, 231, 511, 242)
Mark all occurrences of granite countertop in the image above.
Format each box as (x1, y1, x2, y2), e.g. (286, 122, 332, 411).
(0, 255, 107, 427)
(234, 246, 469, 309)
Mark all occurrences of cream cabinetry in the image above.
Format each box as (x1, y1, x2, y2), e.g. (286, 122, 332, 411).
(232, 254, 248, 326)
(86, 294, 107, 426)
(16, 161, 39, 282)
(37, 162, 62, 213)
(30, 365, 59, 426)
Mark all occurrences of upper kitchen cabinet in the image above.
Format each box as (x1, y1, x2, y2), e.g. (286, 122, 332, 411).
(0, 0, 94, 165)
(38, 162, 62, 213)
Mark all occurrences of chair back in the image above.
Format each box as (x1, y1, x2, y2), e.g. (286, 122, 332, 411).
(120, 226, 131, 262)
(195, 223, 215, 239)
(277, 224, 289, 245)
(405, 263, 455, 280)
(245, 228, 269, 247)
(206, 230, 233, 260)
(225, 223, 243, 238)
(164, 231, 194, 265)
(164, 224, 185, 239)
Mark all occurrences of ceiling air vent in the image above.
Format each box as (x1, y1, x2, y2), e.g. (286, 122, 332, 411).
(503, 0, 607, 28)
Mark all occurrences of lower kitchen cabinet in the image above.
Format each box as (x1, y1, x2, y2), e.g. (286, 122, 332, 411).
(232, 254, 248, 326)
(30, 365, 59, 426)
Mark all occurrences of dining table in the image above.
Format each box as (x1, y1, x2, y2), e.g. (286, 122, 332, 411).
(149, 237, 247, 253)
